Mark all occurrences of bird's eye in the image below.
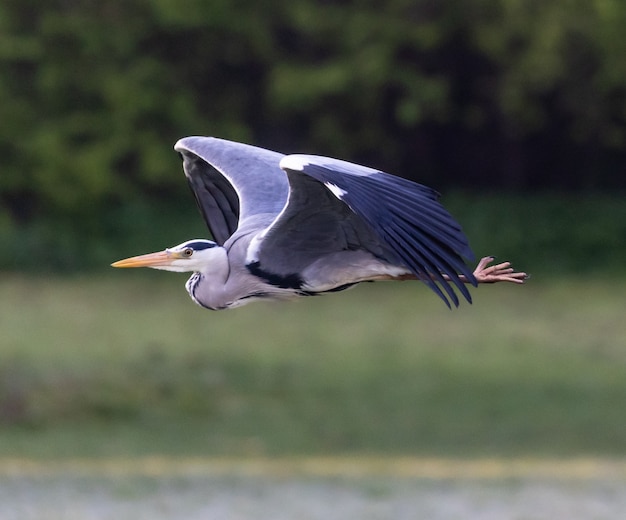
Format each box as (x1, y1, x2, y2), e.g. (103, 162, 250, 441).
(183, 248, 193, 257)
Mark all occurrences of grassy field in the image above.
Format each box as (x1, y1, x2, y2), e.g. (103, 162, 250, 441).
(1, 273, 625, 458)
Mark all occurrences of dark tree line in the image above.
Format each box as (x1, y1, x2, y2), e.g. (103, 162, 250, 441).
(1, 0, 625, 238)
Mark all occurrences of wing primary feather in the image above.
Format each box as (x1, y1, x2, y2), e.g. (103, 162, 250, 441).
(337, 181, 473, 305)
(200, 177, 239, 239)
(385, 197, 473, 258)
(382, 222, 460, 306)
(186, 178, 226, 244)
(335, 180, 470, 266)
(359, 188, 474, 275)
(310, 169, 474, 260)
(383, 226, 457, 308)
(394, 212, 476, 286)
(397, 221, 475, 303)
(359, 177, 474, 259)
(187, 177, 232, 245)
(182, 151, 241, 245)
(388, 213, 475, 302)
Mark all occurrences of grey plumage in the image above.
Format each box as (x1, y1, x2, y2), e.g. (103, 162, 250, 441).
(173, 136, 476, 309)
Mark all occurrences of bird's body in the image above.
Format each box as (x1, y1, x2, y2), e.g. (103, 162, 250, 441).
(112, 137, 527, 308)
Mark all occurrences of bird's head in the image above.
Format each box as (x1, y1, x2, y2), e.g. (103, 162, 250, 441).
(111, 239, 221, 273)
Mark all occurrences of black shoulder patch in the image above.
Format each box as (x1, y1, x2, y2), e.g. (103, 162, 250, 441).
(246, 261, 304, 289)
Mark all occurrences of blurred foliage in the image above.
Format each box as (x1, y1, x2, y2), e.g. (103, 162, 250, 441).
(2, 192, 625, 276)
(0, 0, 625, 271)
(1, 276, 625, 457)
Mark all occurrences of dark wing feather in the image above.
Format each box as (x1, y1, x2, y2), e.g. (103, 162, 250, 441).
(280, 155, 476, 307)
(175, 137, 289, 246)
(253, 172, 390, 277)
(183, 153, 239, 245)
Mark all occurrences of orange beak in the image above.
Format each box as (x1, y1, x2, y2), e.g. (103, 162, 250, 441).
(111, 250, 176, 268)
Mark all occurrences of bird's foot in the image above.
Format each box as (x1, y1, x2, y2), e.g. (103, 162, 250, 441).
(473, 256, 528, 284)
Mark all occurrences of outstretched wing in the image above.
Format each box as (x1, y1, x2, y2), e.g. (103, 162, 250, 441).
(247, 169, 393, 283)
(174, 137, 476, 306)
(174, 136, 289, 245)
(274, 154, 477, 307)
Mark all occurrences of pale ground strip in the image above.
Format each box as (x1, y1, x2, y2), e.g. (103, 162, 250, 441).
(2, 456, 626, 479)
(1, 457, 625, 520)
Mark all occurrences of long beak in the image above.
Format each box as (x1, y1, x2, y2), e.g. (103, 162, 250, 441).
(111, 250, 179, 268)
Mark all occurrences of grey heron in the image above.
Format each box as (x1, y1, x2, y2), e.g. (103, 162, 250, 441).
(112, 137, 526, 310)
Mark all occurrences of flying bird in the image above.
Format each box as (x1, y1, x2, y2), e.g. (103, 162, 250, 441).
(112, 137, 526, 310)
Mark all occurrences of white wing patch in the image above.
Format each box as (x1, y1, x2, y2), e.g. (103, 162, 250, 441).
(324, 182, 348, 200)
(281, 154, 379, 177)
(279, 155, 308, 172)
(245, 232, 265, 264)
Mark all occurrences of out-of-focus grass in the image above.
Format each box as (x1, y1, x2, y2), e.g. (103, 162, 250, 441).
(0, 274, 624, 458)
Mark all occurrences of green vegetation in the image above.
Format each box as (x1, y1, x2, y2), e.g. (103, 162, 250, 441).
(0, 0, 624, 465)
(1, 275, 624, 459)
(2, 193, 625, 277)
(1, 0, 625, 274)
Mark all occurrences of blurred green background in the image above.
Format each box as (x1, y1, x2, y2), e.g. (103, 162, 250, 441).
(1, 0, 625, 459)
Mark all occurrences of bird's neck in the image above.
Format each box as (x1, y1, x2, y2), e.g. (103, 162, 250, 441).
(185, 246, 231, 310)
(184, 246, 267, 310)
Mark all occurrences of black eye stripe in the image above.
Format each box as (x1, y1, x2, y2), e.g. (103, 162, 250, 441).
(182, 241, 216, 251)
